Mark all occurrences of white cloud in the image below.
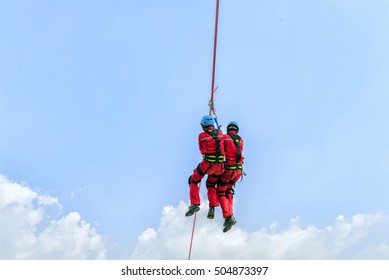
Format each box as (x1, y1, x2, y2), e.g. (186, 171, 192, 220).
(131, 200, 389, 259)
(0, 175, 107, 259)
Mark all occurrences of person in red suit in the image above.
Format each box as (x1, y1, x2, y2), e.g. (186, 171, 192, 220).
(217, 121, 245, 232)
(185, 115, 225, 218)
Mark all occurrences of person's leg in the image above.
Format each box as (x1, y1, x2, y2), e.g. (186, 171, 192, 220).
(185, 161, 210, 216)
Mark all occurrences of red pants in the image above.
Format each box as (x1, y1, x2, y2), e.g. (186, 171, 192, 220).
(188, 161, 224, 206)
(217, 169, 242, 219)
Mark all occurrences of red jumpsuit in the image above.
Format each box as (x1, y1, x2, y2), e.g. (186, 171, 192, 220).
(188, 126, 225, 206)
(217, 131, 244, 219)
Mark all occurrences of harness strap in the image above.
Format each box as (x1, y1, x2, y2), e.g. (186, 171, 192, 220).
(204, 154, 224, 163)
(227, 132, 242, 164)
(226, 188, 235, 195)
(202, 128, 224, 163)
(206, 129, 222, 156)
(225, 163, 243, 170)
(188, 175, 201, 185)
(196, 164, 212, 176)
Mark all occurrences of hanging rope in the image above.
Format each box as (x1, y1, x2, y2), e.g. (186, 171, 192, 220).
(188, 0, 221, 261)
(187, 205, 197, 260)
(209, 0, 220, 117)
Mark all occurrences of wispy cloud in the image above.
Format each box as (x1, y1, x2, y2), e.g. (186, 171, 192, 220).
(132, 200, 389, 259)
(0, 175, 107, 259)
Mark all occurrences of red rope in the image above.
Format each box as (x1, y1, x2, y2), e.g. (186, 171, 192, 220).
(189, 0, 221, 260)
(209, 0, 220, 116)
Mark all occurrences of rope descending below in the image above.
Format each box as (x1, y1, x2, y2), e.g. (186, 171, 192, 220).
(188, 0, 221, 260)
(188, 210, 197, 260)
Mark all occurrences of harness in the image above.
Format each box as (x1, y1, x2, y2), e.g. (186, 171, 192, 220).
(226, 132, 243, 170)
(203, 129, 224, 163)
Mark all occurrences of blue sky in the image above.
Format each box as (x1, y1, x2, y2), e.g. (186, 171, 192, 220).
(1, 0, 389, 259)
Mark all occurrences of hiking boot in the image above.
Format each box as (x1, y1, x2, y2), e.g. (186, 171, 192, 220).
(185, 204, 200, 217)
(223, 216, 237, 233)
(207, 206, 215, 219)
(223, 215, 236, 227)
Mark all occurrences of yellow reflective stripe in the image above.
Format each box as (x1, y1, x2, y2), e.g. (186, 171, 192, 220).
(226, 163, 243, 170)
(204, 154, 224, 163)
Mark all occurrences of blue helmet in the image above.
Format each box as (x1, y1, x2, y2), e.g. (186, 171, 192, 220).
(201, 115, 214, 127)
(227, 121, 239, 131)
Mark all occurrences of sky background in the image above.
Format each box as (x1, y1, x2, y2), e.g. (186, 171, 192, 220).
(1, 0, 389, 259)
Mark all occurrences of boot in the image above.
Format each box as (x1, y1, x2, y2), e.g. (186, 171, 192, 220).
(207, 206, 215, 219)
(223, 215, 237, 233)
(223, 215, 236, 226)
(185, 204, 200, 217)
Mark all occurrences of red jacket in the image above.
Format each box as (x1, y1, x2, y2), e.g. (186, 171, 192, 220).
(223, 131, 244, 166)
(198, 126, 225, 155)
